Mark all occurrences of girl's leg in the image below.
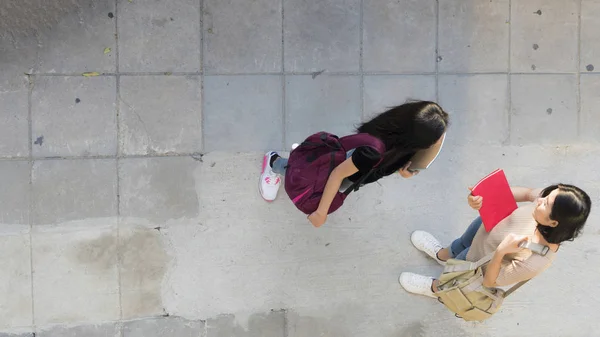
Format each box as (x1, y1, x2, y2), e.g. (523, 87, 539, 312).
(400, 218, 482, 298)
(271, 157, 288, 175)
(448, 216, 482, 259)
(453, 247, 470, 261)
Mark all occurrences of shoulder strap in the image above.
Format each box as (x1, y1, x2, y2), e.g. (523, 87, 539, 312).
(443, 252, 495, 274)
(342, 167, 374, 195)
(338, 134, 386, 195)
(339, 133, 386, 164)
(518, 241, 550, 256)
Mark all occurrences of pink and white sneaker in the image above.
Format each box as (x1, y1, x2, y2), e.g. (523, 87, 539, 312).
(259, 151, 281, 202)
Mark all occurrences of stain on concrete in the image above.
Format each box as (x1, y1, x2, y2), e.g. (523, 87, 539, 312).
(65, 227, 169, 320)
(534, 9, 542, 15)
(533, 43, 539, 50)
(71, 233, 118, 272)
(34, 136, 44, 146)
(108, 12, 114, 19)
(37, 322, 120, 337)
(531, 64, 536, 71)
(206, 310, 285, 337)
(0, 0, 92, 38)
(285, 310, 350, 337)
(587, 64, 595, 72)
(119, 227, 170, 319)
(546, 108, 553, 115)
(395, 321, 426, 337)
(151, 18, 169, 28)
(75, 98, 81, 103)
(123, 316, 204, 337)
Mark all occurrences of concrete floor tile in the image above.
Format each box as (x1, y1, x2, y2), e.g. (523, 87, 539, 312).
(31, 76, 117, 157)
(438, 0, 509, 72)
(32, 227, 119, 325)
(363, 0, 436, 73)
(32, 159, 117, 226)
(204, 0, 281, 73)
(118, 0, 201, 72)
(119, 76, 202, 155)
(284, 0, 359, 72)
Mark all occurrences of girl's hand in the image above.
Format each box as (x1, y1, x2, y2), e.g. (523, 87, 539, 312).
(467, 187, 483, 210)
(497, 233, 529, 255)
(398, 161, 419, 178)
(308, 210, 327, 227)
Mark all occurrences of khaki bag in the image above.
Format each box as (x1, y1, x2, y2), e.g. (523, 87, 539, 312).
(435, 241, 549, 322)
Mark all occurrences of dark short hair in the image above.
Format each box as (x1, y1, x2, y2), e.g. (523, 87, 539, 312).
(537, 184, 592, 244)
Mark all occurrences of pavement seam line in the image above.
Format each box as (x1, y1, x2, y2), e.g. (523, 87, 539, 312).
(115, 0, 123, 317)
(435, 0, 440, 103)
(27, 74, 36, 334)
(576, 0, 582, 137)
(115, 0, 120, 74)
(507, 0, 512, 145)
(281, 0, 286, 150)
(25, 71, 596, 77)
(200, 0, 206, 152)
(283, 308, 289, 337)
(116, 74, 124, 323)
(359, 0, 364, 121)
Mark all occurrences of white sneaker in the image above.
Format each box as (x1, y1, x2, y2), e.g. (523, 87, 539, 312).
(259, 152, 281, 202)
(410, 230, 446, 266)
(398, 272, 436, 298)
(291, 143, 299, 150)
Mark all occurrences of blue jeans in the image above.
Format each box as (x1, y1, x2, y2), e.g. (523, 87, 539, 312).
(272, 157, 288, 175)
(449, 217, 483, 260)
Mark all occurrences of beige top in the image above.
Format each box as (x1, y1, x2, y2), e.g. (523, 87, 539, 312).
(466, 203, 556, 286)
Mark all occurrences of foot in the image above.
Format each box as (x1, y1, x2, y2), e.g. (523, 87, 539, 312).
(410, 230, 446, 266)
(291, 143, 299, 150)
(259, 151, 281, 202)
(398, 272, 436, 298)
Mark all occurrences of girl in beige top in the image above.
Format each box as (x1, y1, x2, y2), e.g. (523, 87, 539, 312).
(398, 184, 591, 299)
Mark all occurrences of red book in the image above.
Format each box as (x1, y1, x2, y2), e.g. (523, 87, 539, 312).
(471, 169, 518, 232)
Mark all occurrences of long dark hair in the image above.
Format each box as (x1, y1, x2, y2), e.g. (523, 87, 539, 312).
(537, 184, 592, 244)
(357, 100, 449, 171)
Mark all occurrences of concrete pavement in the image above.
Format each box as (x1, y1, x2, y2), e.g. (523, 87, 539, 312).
(1, 0, 600, 336)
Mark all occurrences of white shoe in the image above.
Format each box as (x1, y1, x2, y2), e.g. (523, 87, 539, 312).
(410, 230, 446, 266)
(291, 143, 299, 150)
(398, 272, 436, 298)
(259, 151, 281, 202)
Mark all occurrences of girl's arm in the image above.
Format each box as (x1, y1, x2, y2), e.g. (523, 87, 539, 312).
(308, 157, 359, 227)
(510, 186, 542, 203)
(482, 251, 505, 287)
(482, 233, 529, 287)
